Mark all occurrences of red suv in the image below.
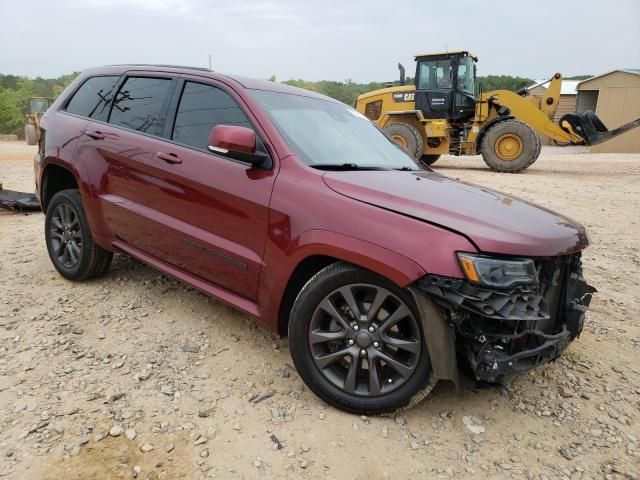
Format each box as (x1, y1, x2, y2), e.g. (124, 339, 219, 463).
(34, 65, 595, 413)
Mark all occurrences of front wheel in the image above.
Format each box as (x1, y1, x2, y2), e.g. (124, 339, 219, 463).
(289, 262, 432, 413)
(481, 119, 541, 173)
(383, 123, 424, 159)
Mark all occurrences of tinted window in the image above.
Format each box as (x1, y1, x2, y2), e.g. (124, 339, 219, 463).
(109, 77, 173, 136)
(172, 82, 252, 150)
(65, 76, 119, 121)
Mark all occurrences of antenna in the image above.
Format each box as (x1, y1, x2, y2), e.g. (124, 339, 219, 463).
(445, 43, 449, 53)
(208, 54, 212, 70)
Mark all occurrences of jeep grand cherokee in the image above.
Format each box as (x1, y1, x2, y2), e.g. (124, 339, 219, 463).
(34, 65, 595, 413)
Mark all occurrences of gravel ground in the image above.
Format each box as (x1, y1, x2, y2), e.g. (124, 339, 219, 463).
(0, 141, 638, 480)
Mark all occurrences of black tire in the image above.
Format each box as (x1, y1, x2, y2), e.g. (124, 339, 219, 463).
(25, 124, 37, 146)
(383, 123, 424, 159)
(288, 262, 432, 414)
(45, 189, 113, 281)
(481, 119, 540, 173)
(419, 154, 441, 167)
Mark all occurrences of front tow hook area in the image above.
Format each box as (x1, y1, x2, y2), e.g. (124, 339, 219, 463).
(413, 254, 595, 385)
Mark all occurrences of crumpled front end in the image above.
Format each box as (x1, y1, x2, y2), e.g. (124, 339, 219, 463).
(417, 253, 596, 383)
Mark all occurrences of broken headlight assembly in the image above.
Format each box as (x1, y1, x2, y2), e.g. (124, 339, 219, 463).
(457, 253, 537, 288)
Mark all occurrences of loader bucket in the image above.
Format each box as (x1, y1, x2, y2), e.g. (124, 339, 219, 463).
(560, 110, 640, 146)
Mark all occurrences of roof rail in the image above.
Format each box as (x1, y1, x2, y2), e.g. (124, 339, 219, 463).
(107, 64, 212, 72)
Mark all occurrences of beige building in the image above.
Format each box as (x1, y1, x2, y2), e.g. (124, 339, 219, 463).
(529, 80, 579, 145)
(576, 69, 640, 153)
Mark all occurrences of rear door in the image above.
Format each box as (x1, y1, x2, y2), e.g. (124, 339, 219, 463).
(75, 74, 177, 245)
(132, 78, 277, 300)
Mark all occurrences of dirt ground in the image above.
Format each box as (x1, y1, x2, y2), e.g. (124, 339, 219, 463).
(0, 141, 638, 480)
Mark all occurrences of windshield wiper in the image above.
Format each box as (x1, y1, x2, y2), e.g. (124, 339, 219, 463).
(393, 166, 418, 171)
(309, 163, 391, 171)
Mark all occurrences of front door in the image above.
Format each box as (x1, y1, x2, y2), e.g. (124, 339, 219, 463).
(129, 79, 277, 300)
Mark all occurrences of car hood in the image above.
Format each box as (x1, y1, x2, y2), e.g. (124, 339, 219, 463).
(322, 170, 588, 257)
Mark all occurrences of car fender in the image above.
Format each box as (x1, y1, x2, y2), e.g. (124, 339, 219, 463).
(286, 229, 426, 286)
(39, 155, 109, 248)
(258, 228, 427, 331)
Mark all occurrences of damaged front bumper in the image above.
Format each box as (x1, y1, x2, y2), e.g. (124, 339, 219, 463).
(417, 253, 596, 383)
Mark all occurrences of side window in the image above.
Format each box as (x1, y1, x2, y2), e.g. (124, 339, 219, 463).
(172, 82, 253, 150)
(65, 76, 120, 121)
(109, 77, 173, 136)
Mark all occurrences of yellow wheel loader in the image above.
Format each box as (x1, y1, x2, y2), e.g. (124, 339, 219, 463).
(355, 51, 640, 172)
(24, 97, 53, 146)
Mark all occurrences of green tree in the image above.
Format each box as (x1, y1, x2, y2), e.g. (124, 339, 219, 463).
(0, 89, 24, 136)
(0, 72, 78, 136)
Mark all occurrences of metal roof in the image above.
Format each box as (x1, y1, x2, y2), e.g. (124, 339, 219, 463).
(577, 69, 640, 87)
(531, 79, 580, 95)
(414, 51, 478, 61)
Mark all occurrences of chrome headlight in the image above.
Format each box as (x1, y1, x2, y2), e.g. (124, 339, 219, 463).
(457, 253, 537, 288)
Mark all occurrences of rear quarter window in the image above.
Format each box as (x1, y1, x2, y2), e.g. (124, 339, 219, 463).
(65, 75, 120, 121)
(109, 77, 173, 137)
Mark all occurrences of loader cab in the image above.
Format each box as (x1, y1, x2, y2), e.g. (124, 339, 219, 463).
(28, 97, 52, 114)
(414, 51, 477, 121)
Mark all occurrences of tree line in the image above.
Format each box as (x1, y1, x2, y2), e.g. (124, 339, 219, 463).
(1, 72, 591, 136)
(0, 73, 78, 136)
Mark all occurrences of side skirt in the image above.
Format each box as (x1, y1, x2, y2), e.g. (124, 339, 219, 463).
(112, 240, 262, 320)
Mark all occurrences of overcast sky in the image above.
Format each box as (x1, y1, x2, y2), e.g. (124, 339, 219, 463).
(1, 0, 639, 82)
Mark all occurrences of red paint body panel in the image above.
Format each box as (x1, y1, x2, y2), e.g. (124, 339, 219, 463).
(35, 65, 590, 333)
(209, 125, 256, 153)
(322, 170, 589, 257)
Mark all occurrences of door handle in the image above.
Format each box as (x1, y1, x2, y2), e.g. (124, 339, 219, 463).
(156, 152, 182, 164)
(84, 130, 105, 140)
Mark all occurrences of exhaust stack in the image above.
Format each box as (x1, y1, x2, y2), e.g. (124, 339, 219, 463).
(398, 63, 405, 86)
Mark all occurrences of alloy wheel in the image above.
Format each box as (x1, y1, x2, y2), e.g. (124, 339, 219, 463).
(49, 203, 83, 269)
(308, 283, 421, 397)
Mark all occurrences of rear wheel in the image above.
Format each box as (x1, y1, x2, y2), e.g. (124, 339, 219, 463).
(419, 154, 441, 167)
(289, 262, 432, 413)
(481, 119, 540, 173)
(25, 124, 37, 145)
(45, 189, 113, 281)
(384, 123, 424, 159)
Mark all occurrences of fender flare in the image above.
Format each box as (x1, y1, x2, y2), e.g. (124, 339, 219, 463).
(263, 229, 428, 333)
(40, 158, 85, 210)
(380, 110, 425, 128)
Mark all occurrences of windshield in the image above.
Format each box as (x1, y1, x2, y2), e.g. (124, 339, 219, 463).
(250, 90, 420, 170)
(457, 56, 475, 95)
(417, 59, 453, 90)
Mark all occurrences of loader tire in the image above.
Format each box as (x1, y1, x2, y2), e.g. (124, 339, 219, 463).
(419, 154, 441, 167)
(384, 123, 424, 159)
(481, 119, 540, 173)
(25, 124, 37, 146)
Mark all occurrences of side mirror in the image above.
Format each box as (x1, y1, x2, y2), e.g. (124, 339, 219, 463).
(207, 125, 268, 167)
